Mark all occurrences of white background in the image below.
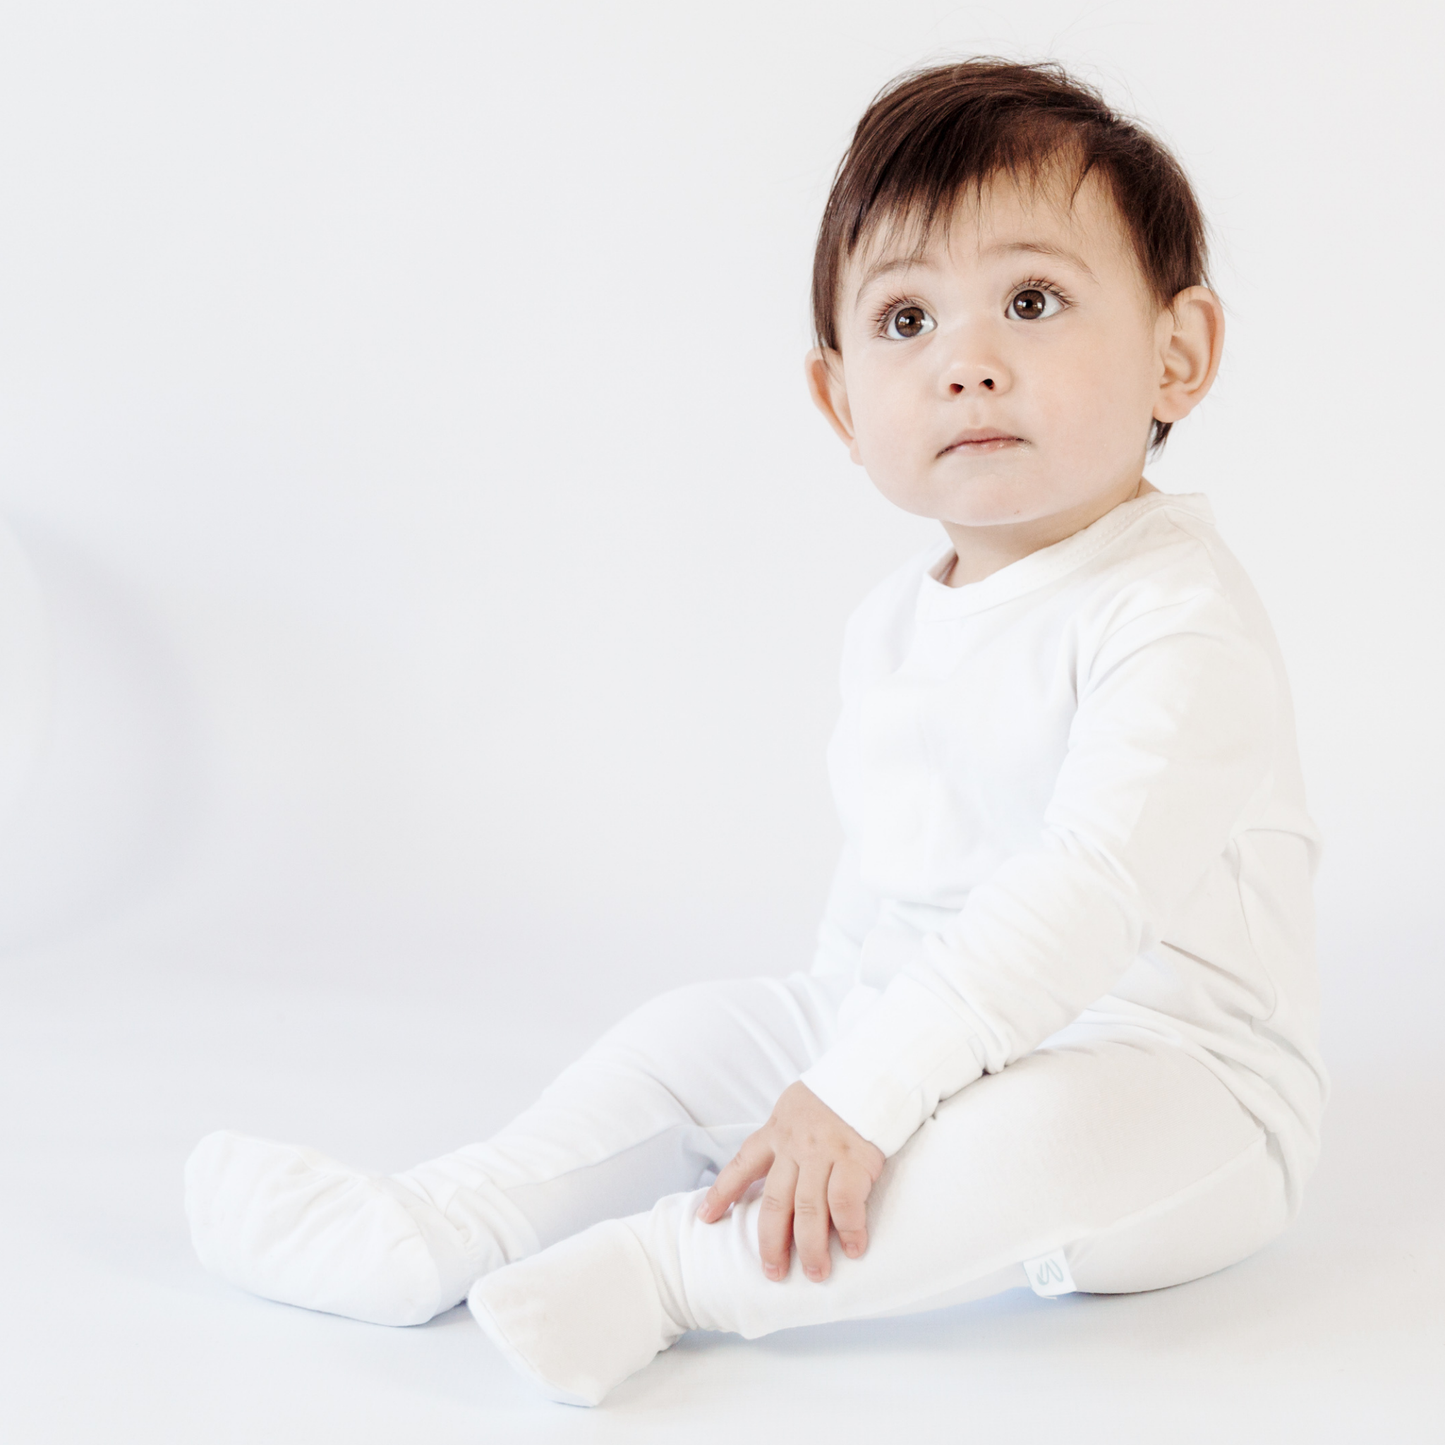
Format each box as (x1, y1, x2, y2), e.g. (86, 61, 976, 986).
(1, 3, 1441, 1441)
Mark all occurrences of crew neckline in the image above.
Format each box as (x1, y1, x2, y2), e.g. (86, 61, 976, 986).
(916, 490, 1214, 620)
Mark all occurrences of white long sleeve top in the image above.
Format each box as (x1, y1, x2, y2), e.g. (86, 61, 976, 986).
(799, 491, 1325, 1207)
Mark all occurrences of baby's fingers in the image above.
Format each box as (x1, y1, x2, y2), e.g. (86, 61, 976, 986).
(793, 1163, 834, 1281)
(827, 1160, 876, 1260)
(757, 1155, 799, 1280)
(697, 1132, 772, 1223)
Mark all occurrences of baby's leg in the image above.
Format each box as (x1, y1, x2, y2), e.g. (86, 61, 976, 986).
(470, 1032, 1290, 1403)
(186, 972, 845, 1325)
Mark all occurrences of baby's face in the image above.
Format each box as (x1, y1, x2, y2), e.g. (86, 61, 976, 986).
(820, 169, 1179, 531)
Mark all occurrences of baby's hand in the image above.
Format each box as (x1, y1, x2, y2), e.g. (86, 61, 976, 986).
(696, 1081, 885, 1282)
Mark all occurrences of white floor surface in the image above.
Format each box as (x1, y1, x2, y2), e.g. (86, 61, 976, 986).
(4, 903, 1441, 1445)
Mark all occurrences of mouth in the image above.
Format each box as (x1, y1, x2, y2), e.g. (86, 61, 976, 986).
(937, 429, 1024, 457)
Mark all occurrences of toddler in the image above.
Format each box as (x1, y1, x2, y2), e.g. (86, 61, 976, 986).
(186, 60, 1325, 1406)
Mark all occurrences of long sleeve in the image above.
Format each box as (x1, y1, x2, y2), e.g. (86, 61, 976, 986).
(801, 587, 1281, 1157)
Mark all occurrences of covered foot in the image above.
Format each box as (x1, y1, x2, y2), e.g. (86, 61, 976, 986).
(185, 1130, 503, 1326)
(468, 1218, 682, 1406)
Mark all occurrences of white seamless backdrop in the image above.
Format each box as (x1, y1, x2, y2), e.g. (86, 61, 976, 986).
(0, 4, 1441, 1442)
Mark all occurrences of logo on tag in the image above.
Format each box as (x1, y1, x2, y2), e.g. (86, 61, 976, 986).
(1023, 1248, 1077, 1298)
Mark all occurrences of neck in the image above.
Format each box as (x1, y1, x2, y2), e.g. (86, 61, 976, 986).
(940, 476, 1156, 587)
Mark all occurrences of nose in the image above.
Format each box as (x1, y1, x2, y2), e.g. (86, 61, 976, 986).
(939, 326, 1011, 396)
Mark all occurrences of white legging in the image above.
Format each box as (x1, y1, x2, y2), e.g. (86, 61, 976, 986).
(187, 972, 1291, 1400)
(412, 973, 1287, 1320)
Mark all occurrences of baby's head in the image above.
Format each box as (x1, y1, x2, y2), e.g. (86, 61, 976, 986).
(807, 61, 1224, 558)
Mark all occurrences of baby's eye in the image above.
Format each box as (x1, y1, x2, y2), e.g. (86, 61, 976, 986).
(1009, 287, 1065, 321)
(883, 304, 936, 340)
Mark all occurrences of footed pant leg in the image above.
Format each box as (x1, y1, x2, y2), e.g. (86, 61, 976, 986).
(470, 1032, 1291, 1402)
(401, 971, 848, 1253)
(187, 972, 848, 1323)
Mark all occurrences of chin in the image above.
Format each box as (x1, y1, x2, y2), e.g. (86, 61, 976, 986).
(937, 484, 1054, 529)
(924, 459, 1052, 519)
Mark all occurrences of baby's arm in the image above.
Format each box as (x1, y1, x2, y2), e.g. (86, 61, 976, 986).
(801, 590, 1279, 1157)
(696, 1081, 883, 1282)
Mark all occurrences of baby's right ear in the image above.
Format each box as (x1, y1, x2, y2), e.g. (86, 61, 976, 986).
(804, 347, 862, 464)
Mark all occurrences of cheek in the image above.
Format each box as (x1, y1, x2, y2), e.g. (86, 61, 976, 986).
(847, 365, 919, 465)
(1032, 328, 1156, 447)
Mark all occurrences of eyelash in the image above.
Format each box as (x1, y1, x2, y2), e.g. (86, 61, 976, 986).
(870, 277, 1074, 336)
(870, 293, 924, 335)
(1013, 276, 1074, 311)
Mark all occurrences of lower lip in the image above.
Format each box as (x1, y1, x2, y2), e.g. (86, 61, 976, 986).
(941, 437, 1020, 455)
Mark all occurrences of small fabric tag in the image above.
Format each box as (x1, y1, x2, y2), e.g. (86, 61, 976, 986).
(1023, 1248, 1077, 1298)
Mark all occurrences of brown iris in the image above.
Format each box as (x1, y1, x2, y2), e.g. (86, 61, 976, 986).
(891, 305, 929, 337)
(1011, 289, 1049, 320)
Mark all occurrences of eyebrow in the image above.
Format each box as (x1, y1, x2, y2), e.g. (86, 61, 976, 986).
(985, 240, 1097, 278)
(853, 238, 1097, 308)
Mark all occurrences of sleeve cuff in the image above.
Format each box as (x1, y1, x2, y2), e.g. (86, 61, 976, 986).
(799, 972, 987, 1157)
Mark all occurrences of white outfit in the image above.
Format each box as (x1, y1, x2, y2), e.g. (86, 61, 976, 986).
(187, 491, 1324, 1404)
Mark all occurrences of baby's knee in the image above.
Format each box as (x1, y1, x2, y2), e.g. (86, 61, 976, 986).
(603, 973, 820, 1056)
(604, 979, 749, 1050)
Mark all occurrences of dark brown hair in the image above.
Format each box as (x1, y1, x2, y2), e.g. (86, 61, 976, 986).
(812, 59, 1209, 451)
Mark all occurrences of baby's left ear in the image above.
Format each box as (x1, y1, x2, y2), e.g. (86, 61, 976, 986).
(1154, 286, 1225, 424)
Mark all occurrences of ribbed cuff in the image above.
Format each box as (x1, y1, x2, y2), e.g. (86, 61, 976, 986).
(799, 973, 987, 1157)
